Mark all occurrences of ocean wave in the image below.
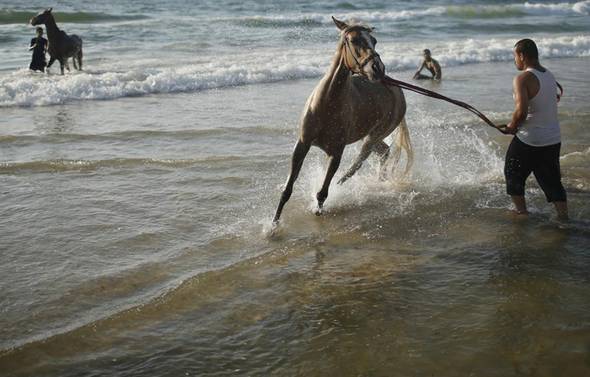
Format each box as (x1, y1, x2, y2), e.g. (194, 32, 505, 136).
(0, 10, 148, 25)
(447, 1, 590, 18)
(0, 127, 287, 145)
(561, 147, 590, 164)
(0, 60, 326, 107)
(0, 154, 286, 174)
(524, 1, 590, 16)
(1, 34, 588, 107)
(232, 8, 446, 27)
(380, 34, 590, 71)
(0, 158, 201, 173)
(230, 1, 590, 27)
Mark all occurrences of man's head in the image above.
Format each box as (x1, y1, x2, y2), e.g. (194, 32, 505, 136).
(36, 27, 43, 37)
(513, 38, 538, 71)
(423, 49, 432, 62)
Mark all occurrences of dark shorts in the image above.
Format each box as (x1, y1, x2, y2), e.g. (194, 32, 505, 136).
(504, 136, 566, 202)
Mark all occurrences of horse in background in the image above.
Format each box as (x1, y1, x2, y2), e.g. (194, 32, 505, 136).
(272, 17, 413, 224)
(30, 8, 83, 75)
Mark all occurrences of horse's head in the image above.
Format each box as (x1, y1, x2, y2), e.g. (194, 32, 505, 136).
(333, 17, 385, 82)
(30, 8, 52, 26)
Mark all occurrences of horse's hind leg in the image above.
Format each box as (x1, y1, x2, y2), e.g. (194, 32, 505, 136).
(315, 146, 344, 215)
(337, 136, 379, 185)
(273, 140, 311, 223)
(72, 56, 78, 70)
(77, 50, 83, 70)
(373, 141, 390, 180)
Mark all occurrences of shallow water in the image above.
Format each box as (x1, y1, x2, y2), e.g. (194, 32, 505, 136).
(1, 1, 590, 376)
(2, 58, 590, 376)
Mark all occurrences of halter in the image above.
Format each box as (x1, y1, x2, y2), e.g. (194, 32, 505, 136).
(341, 28, 380, 76)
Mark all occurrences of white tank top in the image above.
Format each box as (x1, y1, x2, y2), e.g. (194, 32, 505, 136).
(516, 68, 560, 146)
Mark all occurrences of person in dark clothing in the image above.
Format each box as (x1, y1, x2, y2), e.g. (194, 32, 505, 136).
(29, 27, 47, 72)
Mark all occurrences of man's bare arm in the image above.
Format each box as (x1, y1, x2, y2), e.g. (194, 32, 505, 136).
(507, 74, 529, 132)
(413, 61, 425, 77)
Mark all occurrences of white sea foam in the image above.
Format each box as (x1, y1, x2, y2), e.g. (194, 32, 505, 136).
(524, 1, 590, 15)
(1, 34, 588, 107)
(379, 34, 590, 71)
(233, 1, 590, 25)
(236, 7, 447, 25)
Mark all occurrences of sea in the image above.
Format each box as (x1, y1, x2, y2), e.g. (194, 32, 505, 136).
(1, 1, 589, 376)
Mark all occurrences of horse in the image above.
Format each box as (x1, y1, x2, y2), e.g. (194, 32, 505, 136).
(30, 8, 83, 75)
(272, 17, 413, 224)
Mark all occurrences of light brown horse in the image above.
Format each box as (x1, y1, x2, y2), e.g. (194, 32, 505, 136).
(272, 17, 413, 224)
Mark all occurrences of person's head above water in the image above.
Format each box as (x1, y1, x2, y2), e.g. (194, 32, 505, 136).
(423, 49, 432, 61)
(513, 38, 538, 71)
(35, 27, 43, 37)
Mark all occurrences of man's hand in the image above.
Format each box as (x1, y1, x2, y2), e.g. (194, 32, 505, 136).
(497, 124, 517, 135)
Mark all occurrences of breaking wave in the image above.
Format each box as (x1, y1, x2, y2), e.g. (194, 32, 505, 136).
(231, 1, 590, 27)
(1, 34, 588, 107)
(0, 10, 148, 25)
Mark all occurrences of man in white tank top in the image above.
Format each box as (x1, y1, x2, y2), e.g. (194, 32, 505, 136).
(499, 39, 568, 220)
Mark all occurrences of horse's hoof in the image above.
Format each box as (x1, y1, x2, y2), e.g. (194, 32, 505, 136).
(313, 206, 323, 216)
(267, 220, 280, 237)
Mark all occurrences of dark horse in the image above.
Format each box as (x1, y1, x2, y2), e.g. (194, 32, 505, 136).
(30, 8, 83, 75)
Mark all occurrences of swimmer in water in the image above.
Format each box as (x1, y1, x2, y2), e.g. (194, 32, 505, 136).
(413, 49, 441, 81)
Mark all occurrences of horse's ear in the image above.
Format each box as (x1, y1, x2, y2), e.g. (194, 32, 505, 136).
(332, 16, 348, 31)
(46, 8, 52, 13)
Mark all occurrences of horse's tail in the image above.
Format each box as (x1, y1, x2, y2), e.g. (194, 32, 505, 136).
(77, 48, 83, 70)
(71, 35, 83, 70)
(391, 118, 413, 175)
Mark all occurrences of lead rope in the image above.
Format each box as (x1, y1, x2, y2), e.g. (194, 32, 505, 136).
(381, 75, 564, 134)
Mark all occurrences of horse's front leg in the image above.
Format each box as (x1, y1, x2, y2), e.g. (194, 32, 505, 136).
(337, 136, 379, 185)
(273, 140, 311, 224)
(58, 59, 65, 75)
(315, 146, 344, 215)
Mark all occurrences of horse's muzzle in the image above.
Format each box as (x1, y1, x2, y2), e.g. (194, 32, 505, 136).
(366, 58, 385, 82)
